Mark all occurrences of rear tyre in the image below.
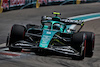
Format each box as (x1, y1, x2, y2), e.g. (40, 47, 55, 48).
(71, 33, 86, 60)
(80, 31, 95, 57)
(7, 24, 26, 52)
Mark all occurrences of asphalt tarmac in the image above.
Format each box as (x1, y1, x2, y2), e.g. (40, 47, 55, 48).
(0, 2, 100, 67)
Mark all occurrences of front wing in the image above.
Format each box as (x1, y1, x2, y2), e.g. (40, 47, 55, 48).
(9, 41, 81, 56)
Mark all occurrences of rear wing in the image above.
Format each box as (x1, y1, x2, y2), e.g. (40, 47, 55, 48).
(41, 16, 84, 26)
(60, 19, 85, 32)
(60, 19, 84, 26)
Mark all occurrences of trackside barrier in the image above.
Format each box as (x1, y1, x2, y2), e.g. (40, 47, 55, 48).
(20, 2, 36, 10)
(0, 0, 3, 13)
(1, 0, 65, 11)
(60, 0, 73, 5)
(20, 0, 40, 9)
(0, 0, 100, 13)
(60, 0, 99, 5)
(76, 0, 81, 4)
(36, 0, 40, 8)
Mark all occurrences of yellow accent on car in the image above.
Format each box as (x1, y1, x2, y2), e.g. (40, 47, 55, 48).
(52, 39, 65, 45)
(53, 12, 61, 15)
(81, 22, 84, 26)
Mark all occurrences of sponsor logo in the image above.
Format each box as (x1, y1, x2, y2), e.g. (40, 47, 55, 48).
(2, 0, 25, 9)
(46, 31, 51, 34)
(10, 0, 25, 7)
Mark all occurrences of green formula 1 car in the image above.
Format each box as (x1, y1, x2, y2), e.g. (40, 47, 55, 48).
(6, 12, 95, 60)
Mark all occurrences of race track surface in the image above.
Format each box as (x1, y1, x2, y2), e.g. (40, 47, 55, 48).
(0, 2, 100, 67)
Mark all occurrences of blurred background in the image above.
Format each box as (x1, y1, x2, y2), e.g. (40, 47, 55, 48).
(0, 0, 100, 13)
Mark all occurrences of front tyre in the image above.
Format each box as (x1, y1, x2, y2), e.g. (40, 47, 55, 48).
(7, 24, 26, 52)
(72, 33, 86, 60)
(80, 31, 95, 57)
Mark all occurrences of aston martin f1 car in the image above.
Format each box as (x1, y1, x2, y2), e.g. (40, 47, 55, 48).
(6, 12, 95, 60)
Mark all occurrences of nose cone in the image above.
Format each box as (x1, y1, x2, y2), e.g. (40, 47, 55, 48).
(39, 30, 57, 48)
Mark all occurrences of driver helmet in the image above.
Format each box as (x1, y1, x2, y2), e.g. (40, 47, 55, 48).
(53, 24, 60, 30)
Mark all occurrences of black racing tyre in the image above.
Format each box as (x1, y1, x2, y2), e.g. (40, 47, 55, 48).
(7, 24, 26, 52)
(6, 35, 10, 47)
(80, 31, 95, 57)
(71, 33, 86, 60)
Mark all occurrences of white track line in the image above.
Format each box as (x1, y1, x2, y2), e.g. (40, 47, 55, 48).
(0, 43, 6, 48)
(83, 17, 100, 22)
(69, 13, 100, 29)
(68, 13, 100, 19)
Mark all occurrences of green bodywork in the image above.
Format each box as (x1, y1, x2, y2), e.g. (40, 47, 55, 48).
(42, 20, 65, 33)
(38, 12, 84, 48)
(39, 15, 68, 48)
(39, 30, 58, 48)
